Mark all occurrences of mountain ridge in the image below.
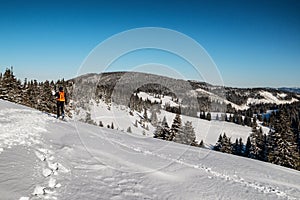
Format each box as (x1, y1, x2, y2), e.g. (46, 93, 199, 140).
(69, 71, 299, 111)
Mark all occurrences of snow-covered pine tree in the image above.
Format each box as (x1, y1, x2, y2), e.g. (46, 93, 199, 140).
(154, 125, 165, 140)
(153, 116, 170, 140)
(150, 110, 158, 126)
(249, 123, 265, 160)
(220, 133, 232, 153)
(183, 121, 197, 146)
(169, 113, 182, 141)
(173, 121, 197, 145)
(267, 110, 300, 169)
(214, 134, 223, 151)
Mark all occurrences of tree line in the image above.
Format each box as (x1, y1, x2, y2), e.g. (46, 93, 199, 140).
(214, 105, 300, 171)
(0, 68, 70, 114)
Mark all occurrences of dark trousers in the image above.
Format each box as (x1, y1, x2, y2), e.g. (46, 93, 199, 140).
(57, 101, 65, 118)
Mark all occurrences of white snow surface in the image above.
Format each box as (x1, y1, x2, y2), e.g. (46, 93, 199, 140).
(0, 99, 300, 200)
(137, 92, 180, 107)
(247, 91, 298, 105)
(72, 99, 262, 147)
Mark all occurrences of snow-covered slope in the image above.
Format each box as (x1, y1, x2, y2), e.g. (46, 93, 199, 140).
(72, 99, 263, 146)
(246, 91, 298, 105)
(1, 100, 300, 200)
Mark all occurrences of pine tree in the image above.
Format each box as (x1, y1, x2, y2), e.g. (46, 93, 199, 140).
(134, 119, 138, 127)
(206, 112, 211, 121)
(232, 138, 242, 156)
(244, 137, 251, 157)
(224, 113, 228, 122)
(169, 114, 182, 141)
(200, 111, 205, 119)
(111, 122, 114, 129)
(150, 110, 158, 126)
(143, 107, 148, 122)
(220, 133, 232, 153)
(244, 116, 251, 127)
(229, 114, 233, 122)
(252, 116, 257, 127)
(154, 125, 165, 139)
(236, 115, 243, 125)
(214, 134, 223, 151)
(249, 124, 264, 160)
(267, 110, 300, 169)
(261, 133, 268, 161)
(183, 121, 197, 146)
(199, 140, 204, 147)
(214, 133, 232, 153)
(127, 126, 132, 133)
(173, 121, 197, 145)
(238, 138, 244, 156)
(153, 116, 170, 140)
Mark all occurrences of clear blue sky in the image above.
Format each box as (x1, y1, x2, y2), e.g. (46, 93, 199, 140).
(0, 0, 299, 87)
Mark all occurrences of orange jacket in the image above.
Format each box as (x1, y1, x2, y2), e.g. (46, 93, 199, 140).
(56, 91, 65, 102)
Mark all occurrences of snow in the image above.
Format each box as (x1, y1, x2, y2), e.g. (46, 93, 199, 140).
(157, 110, 261, 146)
(277, 93, 287, 98)
(195, 89, 298, 110)
(1, 99, 300, 200)
(0, 107, 49, 152)
(247, 91, 298, 105)
(195, 88, 250, 110)
(137, 92, 180, 107)
(72, 99, 259, 146)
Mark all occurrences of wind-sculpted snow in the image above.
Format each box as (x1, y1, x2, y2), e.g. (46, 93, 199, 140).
(0, 108, 48, 152)
(0, 100, 300, 200)
(0, 100, 69, 200)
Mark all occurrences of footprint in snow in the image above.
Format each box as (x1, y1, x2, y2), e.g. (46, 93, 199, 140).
(32, 147, 68, 199)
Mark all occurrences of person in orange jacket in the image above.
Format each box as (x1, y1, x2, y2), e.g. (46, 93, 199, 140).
(55, 86, 67, 119)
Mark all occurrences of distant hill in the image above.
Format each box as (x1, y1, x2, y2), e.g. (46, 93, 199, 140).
(278, 87, 300, 94)
(70, 71, 299, 114)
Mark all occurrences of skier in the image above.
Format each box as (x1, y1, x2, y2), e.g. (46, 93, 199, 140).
(54, 86, 67, 119)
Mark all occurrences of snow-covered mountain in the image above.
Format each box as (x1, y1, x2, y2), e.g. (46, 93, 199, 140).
(69, 72, 299, 112)
(66, 72, 297, 145)
(1, 99, 300, 200)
